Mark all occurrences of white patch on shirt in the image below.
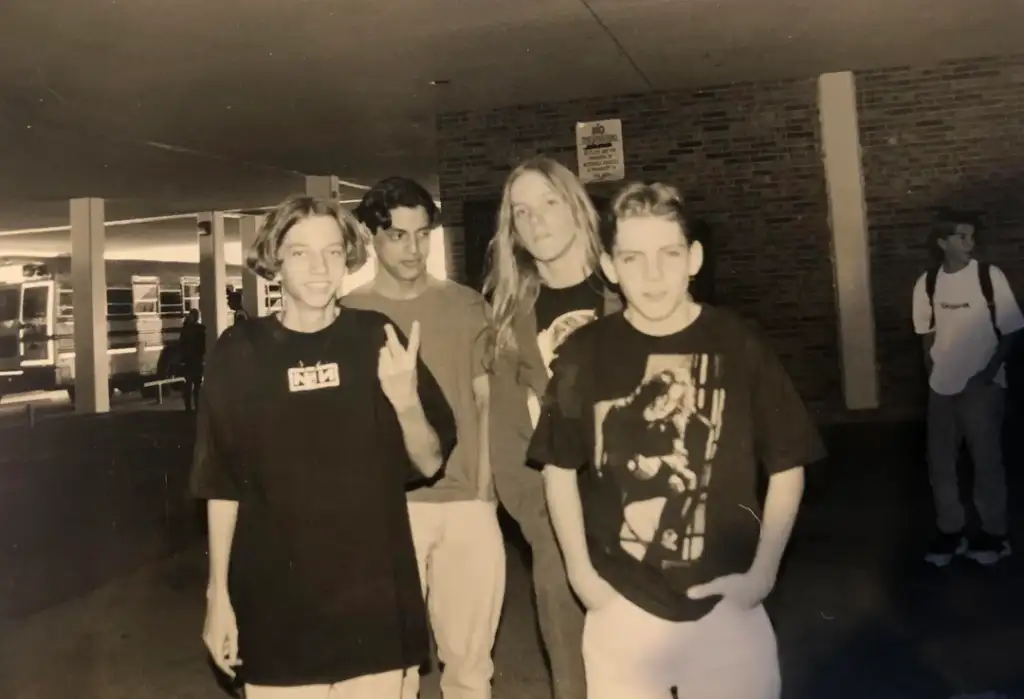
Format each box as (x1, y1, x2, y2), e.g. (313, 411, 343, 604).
(287, 362, 341, 393)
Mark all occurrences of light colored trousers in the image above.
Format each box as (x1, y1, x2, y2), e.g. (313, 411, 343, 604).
(402, 500, 507, 699)
(927, 383, 1008, 535)
(246, 669, 403, 699)
(583, 593, 781, 699)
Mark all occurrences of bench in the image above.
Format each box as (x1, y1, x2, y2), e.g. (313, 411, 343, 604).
(142, 376, 186, 405)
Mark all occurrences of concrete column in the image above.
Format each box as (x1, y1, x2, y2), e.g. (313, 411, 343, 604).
(197, 212, 228, 356)
(305, 175, 341, 200)
(70, 198, 110, 414)
(818, 71, 879, 410)
(239, 214, 268, 317)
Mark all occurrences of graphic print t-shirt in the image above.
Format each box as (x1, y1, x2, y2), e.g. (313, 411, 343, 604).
(189, 311, 457, 685)
(528, 308, 825, 623)
(911, 260, 1024, 395)
(534, 272, 608, 376)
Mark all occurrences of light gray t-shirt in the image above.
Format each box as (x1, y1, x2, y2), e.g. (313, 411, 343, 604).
(342, 278, 491, 502)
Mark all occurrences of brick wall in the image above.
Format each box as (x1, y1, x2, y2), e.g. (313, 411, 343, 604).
(858, 55, 1024, 416)
(437, 80, 842, 417)
(437, 54, 1024, 421)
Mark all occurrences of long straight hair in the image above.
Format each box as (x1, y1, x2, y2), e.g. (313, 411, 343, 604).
(480, 156, 604, 369)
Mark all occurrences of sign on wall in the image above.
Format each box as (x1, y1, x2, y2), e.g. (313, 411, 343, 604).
(576, 119, 625, 184)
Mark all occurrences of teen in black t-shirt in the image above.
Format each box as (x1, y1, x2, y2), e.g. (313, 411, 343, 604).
(528, 182, 824, 699)
(190, 196, 457, 699)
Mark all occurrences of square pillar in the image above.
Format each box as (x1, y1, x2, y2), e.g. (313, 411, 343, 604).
(305, 175, 341, 200)
(70, 198, 110, 414)
(818, 71, 879, 410)
(197, 212, 228, 356)
(239, 214, 268, 317)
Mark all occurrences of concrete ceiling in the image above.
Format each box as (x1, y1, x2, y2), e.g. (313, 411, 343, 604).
(1, 0, 1021, 244)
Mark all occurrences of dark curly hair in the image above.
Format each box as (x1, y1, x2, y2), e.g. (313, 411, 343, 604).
(354, 177, 440, 234)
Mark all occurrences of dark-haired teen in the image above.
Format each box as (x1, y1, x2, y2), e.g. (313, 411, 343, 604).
(912, 210, 1023, 567)
(341, 177, 504, 699)
(190, 195, 457, 699)
(528, 182, 824, 699)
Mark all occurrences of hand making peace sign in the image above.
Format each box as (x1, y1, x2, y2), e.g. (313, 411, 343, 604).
(378, 321, 421, 412)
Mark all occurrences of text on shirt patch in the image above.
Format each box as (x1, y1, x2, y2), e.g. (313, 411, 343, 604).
(287, 363, 341, 392)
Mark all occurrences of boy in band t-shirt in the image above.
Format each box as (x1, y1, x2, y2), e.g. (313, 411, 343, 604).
(190, 195, 457, 699)
(528, 182, 825, 699)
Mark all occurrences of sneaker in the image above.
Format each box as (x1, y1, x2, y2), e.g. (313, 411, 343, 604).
(924, 530, 967, 567)
(964, 533, 1012, 566)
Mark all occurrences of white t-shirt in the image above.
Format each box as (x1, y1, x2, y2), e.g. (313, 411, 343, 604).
(912, 260, 1024, 395)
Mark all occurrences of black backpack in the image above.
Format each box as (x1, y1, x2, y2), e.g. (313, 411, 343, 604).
(925, 262, 999, 339)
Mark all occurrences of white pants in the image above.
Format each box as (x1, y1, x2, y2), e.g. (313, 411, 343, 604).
(403, 500, 507, 699)
(583, 593, 780, 699)
(246, 669, 403, 699)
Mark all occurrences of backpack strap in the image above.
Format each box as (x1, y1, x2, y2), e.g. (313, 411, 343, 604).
(925, 266, 940, 332)
(978, 261, 1001, 340)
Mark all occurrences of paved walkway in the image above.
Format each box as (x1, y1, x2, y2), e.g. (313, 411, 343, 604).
(2, 407, 1024, 699)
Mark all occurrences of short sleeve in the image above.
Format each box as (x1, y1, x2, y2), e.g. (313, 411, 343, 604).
(526, 336, 590, 471)
(911, 273, 933, 335)
(189, 332, 243, 501)
(749, 330, 827, 475)
(990, 266, 1024, 336)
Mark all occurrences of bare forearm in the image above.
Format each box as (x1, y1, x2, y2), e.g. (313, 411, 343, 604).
(207, 499, 238, 596)
(397, 401, 444, 478)
(543, 466, 593, 576)
(749, 466, 805, 580)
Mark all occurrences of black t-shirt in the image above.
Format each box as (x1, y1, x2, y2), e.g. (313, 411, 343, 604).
(534, 272, 609, 372)
(189, 310, 457, 686)
(527, 307, 825, 623)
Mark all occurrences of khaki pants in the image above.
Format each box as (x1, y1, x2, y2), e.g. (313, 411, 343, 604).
(927, 383, 1008, 535)
(246, 669, 403, 699)
(402, 500, 506, 699)
(583, 594, 780, 699)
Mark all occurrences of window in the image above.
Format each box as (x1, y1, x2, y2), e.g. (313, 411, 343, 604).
(265, 282, 283, 313)
(132, 276, 160, 315)
(58, 288, 73, 319)
(107, 288, 133, 317)
(181, 278, 200, 312)
(159, 288, 184, 316)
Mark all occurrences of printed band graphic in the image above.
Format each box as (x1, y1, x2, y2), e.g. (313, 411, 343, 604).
(537, 309, 598, 376)
(593, 354, 725, 568)
(287, 362, 341, 392)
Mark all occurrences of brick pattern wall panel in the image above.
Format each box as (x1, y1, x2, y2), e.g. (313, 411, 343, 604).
(437, 80, 841, 416)
(858, 55, 1024, 416)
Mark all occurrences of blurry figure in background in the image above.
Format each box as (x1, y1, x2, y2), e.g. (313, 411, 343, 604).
(227, 286, 251, 324)
(913, 209, 1024, 567)
(179, 308, 206, 413)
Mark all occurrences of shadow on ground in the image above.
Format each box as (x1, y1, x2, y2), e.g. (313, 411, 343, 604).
(3, 406, 1024, 698)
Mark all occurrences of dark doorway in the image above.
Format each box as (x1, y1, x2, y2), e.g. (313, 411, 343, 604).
(689, 218, 715, 304)
(461, 199, 501, 292)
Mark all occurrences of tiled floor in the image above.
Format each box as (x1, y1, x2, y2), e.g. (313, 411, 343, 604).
(2, 404, 1024, 699)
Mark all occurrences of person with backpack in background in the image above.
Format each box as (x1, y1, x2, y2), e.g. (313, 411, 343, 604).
(912, 210, 1024, 567)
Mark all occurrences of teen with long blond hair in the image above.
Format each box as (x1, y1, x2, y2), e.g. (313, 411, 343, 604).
(484, 156, 621, 699)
